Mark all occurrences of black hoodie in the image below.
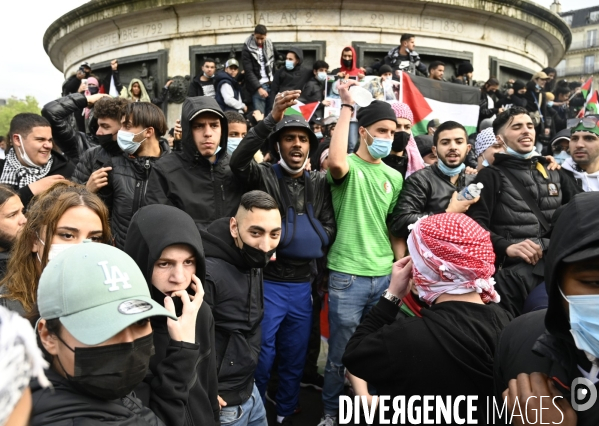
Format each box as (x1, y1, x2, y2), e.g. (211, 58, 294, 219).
(31, 369, 166, 426)
(125, 204, 220, 426)
(200, 217, 265, 406)
(494, 192, 599, 424)
(145, 96, 244, 229)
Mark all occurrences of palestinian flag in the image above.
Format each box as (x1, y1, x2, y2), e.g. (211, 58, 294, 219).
(285, 101, 320, 122)
(585, 90, 598, 115)
(581, 76, 593, 100)
(400, 72, 481, 136)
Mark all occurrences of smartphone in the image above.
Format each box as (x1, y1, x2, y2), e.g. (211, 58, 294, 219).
(81, 79, 88, 85)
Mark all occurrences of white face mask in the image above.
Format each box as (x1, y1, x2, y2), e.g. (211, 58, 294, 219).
(16, 134, 40, 168)
(37, 236, 91, 263)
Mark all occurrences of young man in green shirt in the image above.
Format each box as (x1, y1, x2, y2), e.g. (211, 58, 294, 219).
(319, 81, 404, 426)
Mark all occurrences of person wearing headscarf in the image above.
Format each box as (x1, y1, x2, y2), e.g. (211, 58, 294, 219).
(343, 214, 511, 424)
(383, 102, 425, 178)
(475, 127, 505, 170)
(0, 306, 49, 426)
(122, 79, 151, 103)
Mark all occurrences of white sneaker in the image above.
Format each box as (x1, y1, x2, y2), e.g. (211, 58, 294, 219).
(317, 414, 337, 426)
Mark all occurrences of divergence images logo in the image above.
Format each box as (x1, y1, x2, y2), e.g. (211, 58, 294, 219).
(571, 377, 597, 412)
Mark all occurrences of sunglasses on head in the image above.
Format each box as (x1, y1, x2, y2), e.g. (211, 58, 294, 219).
(577, 116, 599, 129)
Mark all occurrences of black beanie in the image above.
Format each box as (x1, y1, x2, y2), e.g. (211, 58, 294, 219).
(357, 101, 397, 128)
(379, 64, 393, 75)
(415, 135, 434, 157)
(457, 62, 474, 75)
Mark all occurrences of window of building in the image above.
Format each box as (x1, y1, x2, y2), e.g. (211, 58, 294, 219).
(590, 11, 599, 22)
(585, 55, 595, 74)
(562, 15, 573, 25)
(588, 30, 598, 48)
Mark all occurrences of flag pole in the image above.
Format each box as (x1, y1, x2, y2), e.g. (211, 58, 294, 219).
(399, 71, 403, 103)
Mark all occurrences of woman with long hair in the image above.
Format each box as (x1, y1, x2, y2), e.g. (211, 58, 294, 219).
(0, 185, 27, 278)
(0, 181, 111, 318)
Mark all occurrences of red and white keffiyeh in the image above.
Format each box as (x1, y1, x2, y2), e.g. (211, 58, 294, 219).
(407, 213, 499, 305)
(388, 102, 425, 178)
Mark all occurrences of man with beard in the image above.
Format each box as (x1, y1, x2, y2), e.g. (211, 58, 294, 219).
(0, 186, 26, 279)
(467, 108, 573, 315)
(561, 117, 599, 193)
(229, 91, 335, 426)
(390, 121, 479, 242)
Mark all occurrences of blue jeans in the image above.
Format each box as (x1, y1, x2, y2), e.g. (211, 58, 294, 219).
(254, 280, 312, 417)
(252, 83, 271, 115)
(321, 272, 390, 416)
(219, 383, 267, 426)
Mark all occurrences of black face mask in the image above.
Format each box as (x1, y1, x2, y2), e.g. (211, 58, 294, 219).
(88, 86, 99, 95)
(56, 333, 155, 400)
(392, 131, 410, 153)
(96, 133, 116, 148)
(237, 234, 276, 268)
(343, 59, 353, 69)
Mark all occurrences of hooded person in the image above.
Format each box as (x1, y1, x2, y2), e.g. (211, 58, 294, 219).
(145, 96, 244, 228)
(383, 101, 425, 178)
(330, 46, 364, 78)
(122, 78, 151, 103)
(343, 213, 511, 425)
(495, 192, 599, 424)
(199, 190, 282, 426)
(124, 204, 220, 426)
(498, 79, 529, 110)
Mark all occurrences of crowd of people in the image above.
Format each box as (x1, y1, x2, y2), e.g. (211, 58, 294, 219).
(1, 24, 599, 426)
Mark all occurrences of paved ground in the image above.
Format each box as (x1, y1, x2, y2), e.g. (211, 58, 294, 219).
(265, 339, 329, 426)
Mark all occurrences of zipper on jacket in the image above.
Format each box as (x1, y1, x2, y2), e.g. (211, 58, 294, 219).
(220, 184, 225, 201)
(140, 159, 151, 210)
(210, 164, 214, 182)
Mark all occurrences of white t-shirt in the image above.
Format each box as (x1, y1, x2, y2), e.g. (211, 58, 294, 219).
(258, 47, 269, 84)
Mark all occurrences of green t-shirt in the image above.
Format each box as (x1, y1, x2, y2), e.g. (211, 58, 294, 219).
(327, 154, 403, 276)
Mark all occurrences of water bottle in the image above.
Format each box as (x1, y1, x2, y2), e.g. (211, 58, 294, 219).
(457, 183, 484, 201)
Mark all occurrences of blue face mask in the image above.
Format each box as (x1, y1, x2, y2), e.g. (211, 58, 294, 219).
(364, 129, 392, 159)
(227, 138, 242, 156)
(437, 160, 465, 177)
(535, 84, 542, 91)
(117, 128, 147, 155)
(315, 132, 323, 139)
(482, 156, 490, 168)
(317, 72, 327, 82)
(547, 100, 554, 108)
(285, 60, 295, 70)
(506, 145, 535, 159)
(553, 150, 571, 165)
(559, 286, 599, 360)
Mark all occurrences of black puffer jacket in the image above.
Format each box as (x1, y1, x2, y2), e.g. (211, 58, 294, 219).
(125, 205, 220, 426)
(71, 140, 171, 249)
(144, 97, 244, 229)
(31, 369, 166, 426)
(41, 93, 97, 165)
(494, 192, 599, 425)
(201, 217, 264, 406)
(390, 164, 475, 237)
(467, 153, 570, 267)
(229, 115, 336, 283)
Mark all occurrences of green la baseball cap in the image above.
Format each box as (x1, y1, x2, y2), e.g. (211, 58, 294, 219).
(37, 242, 176, 346)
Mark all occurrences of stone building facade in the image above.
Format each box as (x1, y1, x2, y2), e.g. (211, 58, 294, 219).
(557, 4, 599, 81)
(44, 0, 571, 123)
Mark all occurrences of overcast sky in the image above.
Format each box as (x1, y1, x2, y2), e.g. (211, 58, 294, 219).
(0, 0, 595, 107)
